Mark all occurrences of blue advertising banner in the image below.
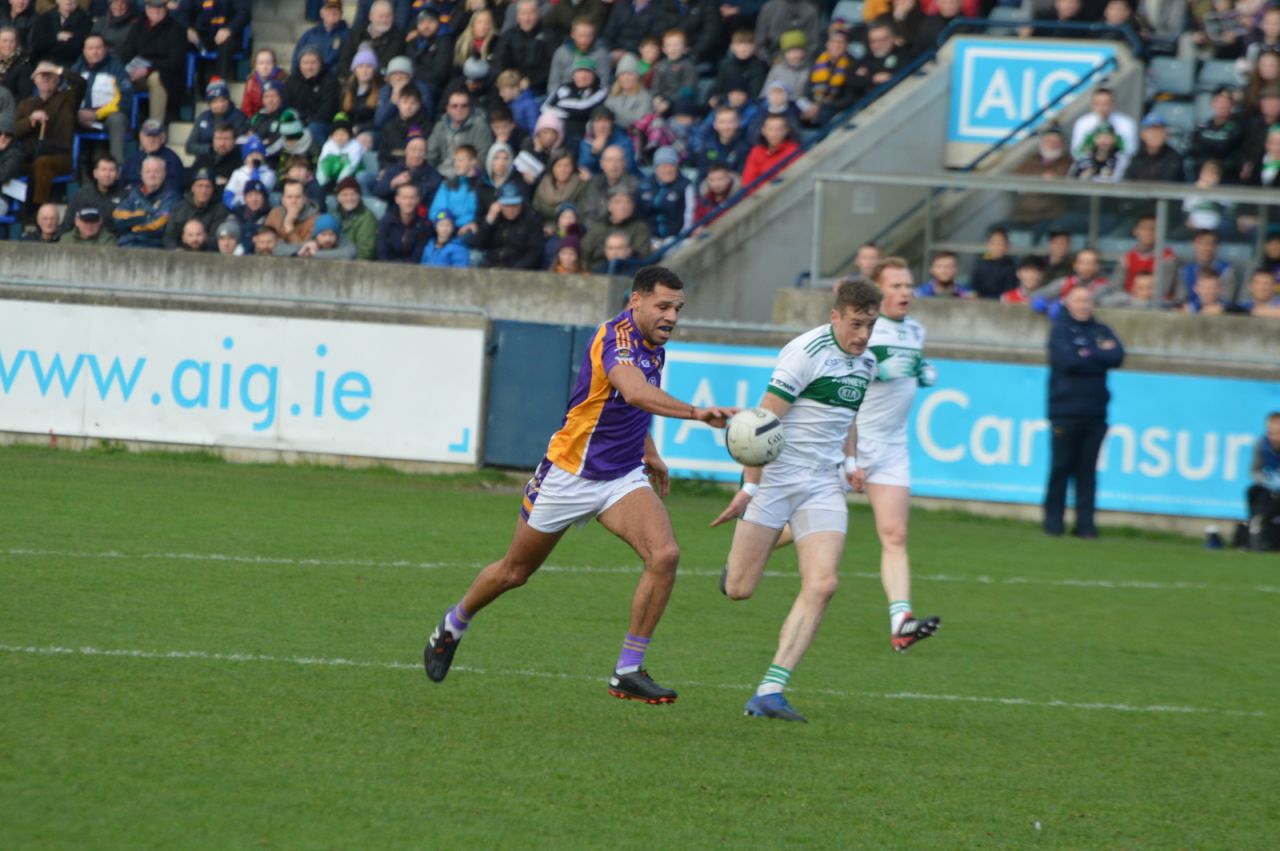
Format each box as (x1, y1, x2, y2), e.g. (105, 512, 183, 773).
(947, 38, 1116, 144)
(654, 342, 1280, 520)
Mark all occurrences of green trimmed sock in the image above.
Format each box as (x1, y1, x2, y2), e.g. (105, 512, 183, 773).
(890, 600, 912, 633)
(756, 663, 792, 696)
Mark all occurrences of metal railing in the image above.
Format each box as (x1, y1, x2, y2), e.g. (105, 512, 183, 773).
(809, 171, 1276, 288)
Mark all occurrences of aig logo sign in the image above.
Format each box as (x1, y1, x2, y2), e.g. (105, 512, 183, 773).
(947, 38, 1117, 143)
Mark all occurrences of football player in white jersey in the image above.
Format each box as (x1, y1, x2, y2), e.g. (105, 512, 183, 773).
(710, 278, 882, 722)
(854, 257, 942, 651)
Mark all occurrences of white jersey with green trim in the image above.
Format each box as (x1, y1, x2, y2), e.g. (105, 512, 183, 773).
(764, 324, 878, 468)
(857, 314, 926, 445)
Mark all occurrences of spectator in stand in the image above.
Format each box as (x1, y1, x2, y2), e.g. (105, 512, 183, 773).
(1239, 84, 1280, 181)
(379, 74, 431, 161)
(163, 166, 226, 249)
(128, 0, 187, 124)
(377, 180, 431, 261)
(1008, 123, 1073, 240)
(580, 142, 637, 221)
(1043, 247, 1112, 301)
(544, 0, 609, 38)
(852, 242, 881, 281)
(694, 105, 750, 177)
(581, 186, 650, 265)
(113, 154, 177, 247)
(59, 204, 115, 245)
(427, 89, 492, 178)
(292, 212, 359, 259)
(1101, 270, 1166, 310)
(603, 0, 677, 62)
(428, 142, 481, 234)
(550, 231, 586, 273)
(1001, 256, 1048, 305)
(911, 0, 963, 57)
(495, 69, 538, 133)
(1239, 7, 1280, 77)
(741, 111, 798, 188)
(1067, 122, 1125, 181)
(693, 161, 740, 226)
(605, 52, 650, 130)
(338, 0, 404, 80)
(475, 180, 545, 268)
(746, 78, 802, 141)
(638, 144, 694, 244)
(251, 224, 287, 256)
(711, 30, 769, 109)
(14, 61, 84, 211)
(317, 113, 366, 190)
(755, 0, 820, 63)
(334, 175, 377, 259)
(760, 31, 809, 103)
(1043, 286, 1124, 539)
(800, 22, 855, 127)
(493, 0, 553, 95)
(91, 0, 140, 66)
(915, 250, 973, 297)
(850, 18, 906, 99)
(176, 218, 209, 252)
(0, 25, 33, 103)
(451, 7, 498, 77)
(1021, 0, 1087, 40)
(969, 227, 1019, 299)
(1180, 228, 1239, 304)
(488, 102, 526, 154)
(71, 32, 130, 164)
(281, 154, 324, 208)
(1110, 214, 1177, 299)
(187, 78, 248, 158)
(29, 0, 90, 67)
(542, 56, 607, 143)
(25, 200, 60, 241)
(882, 0, 925, 51)
(1, 4, 36, 56)
(577, 105, 635, 176)
(372, 131, 440, 202)
(1041, 230, 1075, 282)
(1182, 159, 1234, 234)
(231, 177, 270, 247)
(248, 78, 286, 152)
(420, 209, 471, 266)
(61, 153, 124, 230)
(446, 57, 497, 118)
(223, 134, 275, 207)
(1125, 112, 1185, 183)
(0, 113, 19, 214)
(1240, 411, 1280, 550)
(264, 179, 321, 246)
(515, 110, 562, 183)
(1189, 86, 1245, 178)
(591, 228, 646, 275)
(652, 28, 698, 105)
(1243, 123, 1280, 188)
(1242, 267, 1280, 316)
(1069, 88, 1137, 165)
(293, 0, 350, 75)
(532, 146, 585, 225)
(215, 218, 243, 255)
(547, 18, 611, 95)
(1243, 49, 1280, 112)
(1182, 267, 1234, 314)
(342, 48, 382, 145)
(407, 9, 454, 94)
(287, 46, 341, 146)
(175, 0, 250, 87)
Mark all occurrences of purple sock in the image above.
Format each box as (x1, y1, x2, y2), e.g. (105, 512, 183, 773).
(446, 602, 472, 636)
(615, 633, 650, 673)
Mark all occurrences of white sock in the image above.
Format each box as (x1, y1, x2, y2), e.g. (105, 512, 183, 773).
(889, 601, 912, 634)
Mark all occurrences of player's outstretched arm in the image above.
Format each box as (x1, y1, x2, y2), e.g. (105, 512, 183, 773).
(710, 393, 790, 527)
(606, 363, 736, 426)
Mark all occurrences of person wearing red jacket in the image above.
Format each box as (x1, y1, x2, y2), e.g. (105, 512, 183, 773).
(741, 113, 799, 191)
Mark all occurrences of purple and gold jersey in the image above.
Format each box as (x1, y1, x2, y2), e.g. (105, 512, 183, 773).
(545, 310, 665, 480)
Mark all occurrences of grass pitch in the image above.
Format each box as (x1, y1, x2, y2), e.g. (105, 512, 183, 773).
(1, 446, 1276, 848)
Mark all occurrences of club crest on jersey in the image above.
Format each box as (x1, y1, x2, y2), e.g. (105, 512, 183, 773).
(838, 385, 864, 403)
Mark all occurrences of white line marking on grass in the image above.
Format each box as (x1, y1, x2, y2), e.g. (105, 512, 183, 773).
(6, 548, 1279, 595)
(0, 643, 1264, 719)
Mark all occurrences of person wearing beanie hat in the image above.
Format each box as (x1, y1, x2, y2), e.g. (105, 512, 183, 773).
(291, 0, 351, 76)
(755, 0, 821, 64)
(215, 217, 244, 255)
(337, 0, 406, 82)
(349, 47, 379, 75)
(638, 145, 694, 242)
(164, 164, 229, 250)
(286, 46, 342, 149)
(241, 48, 288, 120)
(277, 108, 315, 157)
(605, 53, 651, 132)
(420, 208, 471, 268)
(248, 79, 289, 159)
(543, 53, 608, 142)
(550, 230, 584, 273)
(228, 175, 272, 249)
(546, 17, 612, 96)
(187, 76, 250, 158)
(334, 172, 378, 260)
(295, 210, 358, 260)
(317, 112, 366, 188)
(746, 78, 803, 143)
(759, 33, 811, 118)
(222, 136, 278, 207)
(406, 5, 454, 92)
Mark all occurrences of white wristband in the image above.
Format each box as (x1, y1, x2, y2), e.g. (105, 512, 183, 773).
(843, 456, 859, 476)
(741, 482, 759, 497)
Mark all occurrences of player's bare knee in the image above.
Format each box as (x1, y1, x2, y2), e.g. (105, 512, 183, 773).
(804, 573, 839, 603)
(878, 523, 908, 550)
(724, 575, 755, 600)
(498, 560, 534, 590)
(645, 541, 680, 576)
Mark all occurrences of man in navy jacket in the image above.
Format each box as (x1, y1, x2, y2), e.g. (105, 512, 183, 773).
(1044, 287, 1125, 539)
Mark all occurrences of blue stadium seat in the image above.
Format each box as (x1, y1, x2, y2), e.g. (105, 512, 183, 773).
(0, 179, 22, 239)
(1196, 59, 1240, 92)
(1147, 57, 1195, 98)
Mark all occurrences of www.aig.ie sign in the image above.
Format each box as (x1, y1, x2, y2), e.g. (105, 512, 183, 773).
(947, 38, 1117, 144)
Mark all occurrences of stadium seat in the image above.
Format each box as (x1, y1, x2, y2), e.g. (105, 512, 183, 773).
(1194, 91, 1214, 122)
(987, 6, 1029, 34)
(1147, 57, 1195, 98)
(1196, 59, 1240, 92)
(184, 25, 254, 120)
(0, 178, 22, 239)
(1151, 100, 1195, 135)
(831, 0, 864, 25)
(1219, 242, 1256, 265)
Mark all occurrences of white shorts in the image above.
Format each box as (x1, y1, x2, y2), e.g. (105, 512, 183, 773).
(857, 437, 911, 488)
(521, 458, 652, 534)
(742, 460, 848, 539)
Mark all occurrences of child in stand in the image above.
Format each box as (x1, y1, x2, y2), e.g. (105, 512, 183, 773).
(652, 29, 698, 105)
(223, 135, 278, 208)
(496, 69, 539, 134)
(316, 113, 365, 191)
(551, 232, 585, 273)
(1001, 256, 1047, 305)
(636, 36, 661, 87)
(420, 210, 471, 268)
(242, 48, 288, 119)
